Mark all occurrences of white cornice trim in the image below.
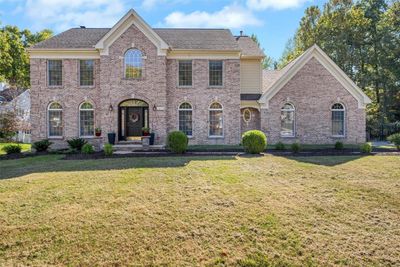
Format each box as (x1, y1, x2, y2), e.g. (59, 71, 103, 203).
(28, 49, 100, 59)
(258, 44, 372, 109)
(167, 50, 240, 59)
(95, 9, 169, 56)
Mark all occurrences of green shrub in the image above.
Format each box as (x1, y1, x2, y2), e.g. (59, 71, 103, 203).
(104, 143, 113, 156)
(32, 139, 52, 152)
(167, 131, 188, 154)
(242, 130, 267, 154)
(67, 138, 87, 151)
(291, 143, 301, 153)
(2, 144, 22, 154)
(275, 142, 285, 150)
(334, 141, 344, 150)
(360, 142, 372, 153)
(82, 143, 94, 154)
(387, 133, 400, 150)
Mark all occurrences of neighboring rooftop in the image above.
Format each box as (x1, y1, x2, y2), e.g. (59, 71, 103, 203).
(31, 27, 262, 56)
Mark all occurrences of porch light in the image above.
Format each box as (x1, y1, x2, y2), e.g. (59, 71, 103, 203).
(153, 104, 157, 111)
(109, 104, 113, 112)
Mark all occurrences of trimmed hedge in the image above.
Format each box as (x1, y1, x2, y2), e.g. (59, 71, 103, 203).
(167, 131, 188, 154)
(291, 143, 301, 153)
(104, 143, 113, 156)
(387, 133, 400, 150)
(360, 142, 372, 153)
(242, 130, 267, 154)
(2, 144, 22, 154)
(334, 141, 344, 150)
(82, 143, 94, 154)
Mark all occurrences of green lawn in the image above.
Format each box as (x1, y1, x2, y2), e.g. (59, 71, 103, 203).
(0, 155, 399, 266)
(0, 143, 31, 155)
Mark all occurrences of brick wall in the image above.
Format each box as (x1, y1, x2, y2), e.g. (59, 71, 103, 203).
(166, 59, 241, 145)
(240, 108, 261, 135)
(261, 57, 366, 144)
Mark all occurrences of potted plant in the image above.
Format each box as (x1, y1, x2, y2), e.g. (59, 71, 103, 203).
(108, 131, 116, 145)
(95, 127, 102, 137)
(142, 127, 150, 136)
(149, 131, 155, 145)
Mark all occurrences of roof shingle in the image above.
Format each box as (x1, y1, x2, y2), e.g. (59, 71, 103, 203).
(235, 36, 264, 57)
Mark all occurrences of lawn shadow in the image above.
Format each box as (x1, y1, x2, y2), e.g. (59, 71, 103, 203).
(284, 155, 366, 166)
(0, 155, 237, 180)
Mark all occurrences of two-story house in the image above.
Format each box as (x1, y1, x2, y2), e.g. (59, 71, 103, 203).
(28, 9, 371, 149)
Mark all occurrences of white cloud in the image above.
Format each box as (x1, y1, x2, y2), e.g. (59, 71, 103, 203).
(21, 0, 126, 31)
(163, 4, 262, 29)
(247, 0, 310, 10)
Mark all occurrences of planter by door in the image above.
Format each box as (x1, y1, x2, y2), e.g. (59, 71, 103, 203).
(150, 132, 155, 145)
(108, 133, 116, 145)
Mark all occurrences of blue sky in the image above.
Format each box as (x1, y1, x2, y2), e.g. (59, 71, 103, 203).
(0, 0, 326, 59)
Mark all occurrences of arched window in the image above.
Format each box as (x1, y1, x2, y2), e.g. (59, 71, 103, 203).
(178, 102, 193, 136)
(332, 103, 345, 136)
(281, 103, 295, 137)
(48, 102, 63, 137)
(124, 49, 143, 79)
(79, 102, 94, 137)
(209, 102, 223, 137)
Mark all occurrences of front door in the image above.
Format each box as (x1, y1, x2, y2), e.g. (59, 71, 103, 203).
(126, 107, 144, 137)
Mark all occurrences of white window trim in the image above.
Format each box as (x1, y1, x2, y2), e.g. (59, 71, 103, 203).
(177, 60, 193, 88)
(208, 60, 224, 88)
(123, 48, 144, 79)
(208, 102, 224, 138)
(79, 102, 95, 138)
(280, 103, 296, 138)
(331, 103, 346, 137)
(47, 60, 63, 88)
(47, 102, 63, 138)
(177, 102, 193, 138)
(78, 59, 95, 88)
(242, 108, 252, 124)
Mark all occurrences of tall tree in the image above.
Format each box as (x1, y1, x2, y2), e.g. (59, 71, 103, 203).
(250, 34, 276, 70)
(0, 25, 52, 88)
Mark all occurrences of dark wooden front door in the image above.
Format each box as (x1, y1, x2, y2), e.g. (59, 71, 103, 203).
(126, 107, 144, 137)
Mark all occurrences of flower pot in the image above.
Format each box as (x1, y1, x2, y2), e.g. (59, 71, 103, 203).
(107, 133, 116, 145)
(95, 131, 101, 137)
(143, 132, 150, 136)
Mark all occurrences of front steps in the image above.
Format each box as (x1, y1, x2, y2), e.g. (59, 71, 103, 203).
(113, 142, 165, 153)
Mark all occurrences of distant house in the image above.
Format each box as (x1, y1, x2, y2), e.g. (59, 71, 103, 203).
(0, 89, 31, 143)
(28, 9, 371, 149)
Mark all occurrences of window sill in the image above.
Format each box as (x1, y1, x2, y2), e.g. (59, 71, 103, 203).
(80, 136, 96, 139)
(207, 86, 224, 89)
(332, 135, 346, 138)
(48, 136, 63, 140)
(47, 86, 63, 89)
(79, 86, 95, 89)
(177, 86, 193, 89)
(122, 78, 144, 81)
(280, 135, 296, 138)
(208, 136, 224, 139)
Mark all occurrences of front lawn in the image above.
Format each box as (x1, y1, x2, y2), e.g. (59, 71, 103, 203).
(0, 142, 31, 155)
(0, 155, 399, 265)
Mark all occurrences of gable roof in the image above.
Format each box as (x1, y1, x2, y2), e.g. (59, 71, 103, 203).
(235, 36, 264, 58)
(259, 44, 372, 109)
(29, 9, 262, 56)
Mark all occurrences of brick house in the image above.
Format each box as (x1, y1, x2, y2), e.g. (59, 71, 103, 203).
(28, 9, 371, 149)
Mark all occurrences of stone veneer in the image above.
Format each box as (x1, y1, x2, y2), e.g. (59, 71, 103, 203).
(261, 57, 366, 144)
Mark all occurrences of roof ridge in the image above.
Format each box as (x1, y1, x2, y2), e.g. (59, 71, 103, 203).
(153, 28, 229, 30)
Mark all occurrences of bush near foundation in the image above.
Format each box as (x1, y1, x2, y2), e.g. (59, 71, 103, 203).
(167, 131, 188, 154)
(242, 130, 267, 154)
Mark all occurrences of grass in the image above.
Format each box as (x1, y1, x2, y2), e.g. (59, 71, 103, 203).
(1, 155, 400, 265)
(0, 142, 31, 155)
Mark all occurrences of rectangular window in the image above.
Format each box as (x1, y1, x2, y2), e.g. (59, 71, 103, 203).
(80, 110, 94, 136)
(79, 60, 94, 86)
(48, 60, 62, 86)
(209, 60, 223, 86)
(178, 60, 192, 86)
(209, 110, 223, 136)
(332, 110, 345, 136)
(48, 110, 63, 136)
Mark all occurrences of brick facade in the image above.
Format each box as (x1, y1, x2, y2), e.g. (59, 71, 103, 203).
(30, 25, 367, 149)
(261, 58, 366, 145)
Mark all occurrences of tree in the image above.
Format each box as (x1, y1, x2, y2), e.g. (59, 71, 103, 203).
(0, 25, 52, 88)
(0, 111, 18, 141)
(250, 34, 276, 70)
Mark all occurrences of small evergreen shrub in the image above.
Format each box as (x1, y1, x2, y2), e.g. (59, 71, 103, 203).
(334, 141, 344, 150)
(167, 131, 188, 154)
(387, 133, 400, 150)
(275, 142, 285, 150)
(32, 139, 52, 152)
(67, 138, 87, 151)
(104, 143, 113, 156)
(291, 143, 301, 153)
(2, 144, 22, 154)
(360, 142, 372, 153)
(82, 143, 94, 154)
(242, 130, 267, 154)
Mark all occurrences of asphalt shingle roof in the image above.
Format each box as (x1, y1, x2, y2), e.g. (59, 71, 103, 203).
(31, 27, 262, 56)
